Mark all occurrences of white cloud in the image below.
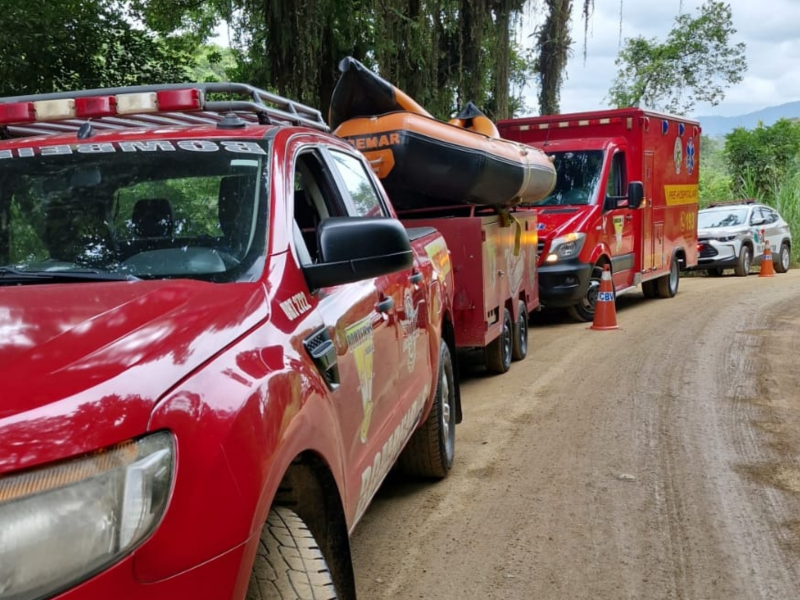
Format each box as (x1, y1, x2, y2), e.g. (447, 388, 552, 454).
(520, 0, 800, 118)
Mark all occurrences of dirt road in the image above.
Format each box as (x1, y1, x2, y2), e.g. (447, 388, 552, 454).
(351, 271, 800, 600)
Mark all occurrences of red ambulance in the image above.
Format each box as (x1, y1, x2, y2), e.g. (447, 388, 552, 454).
(498, 108, 700, 321)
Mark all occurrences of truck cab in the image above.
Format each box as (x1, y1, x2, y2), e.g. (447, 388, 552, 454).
(499, 109, 699, 321)
(0, 83, 458, 600)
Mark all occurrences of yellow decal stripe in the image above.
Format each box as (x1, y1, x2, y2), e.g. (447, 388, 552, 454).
(664, 184, 699, 206)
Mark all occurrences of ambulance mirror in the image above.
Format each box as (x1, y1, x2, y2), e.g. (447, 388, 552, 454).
(628, 181, 644, 209)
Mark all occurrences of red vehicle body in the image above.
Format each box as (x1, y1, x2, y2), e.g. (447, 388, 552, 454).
(498, 108, 700, 321)
(399, 207, 539, 373)
(0, 84, 459, 600)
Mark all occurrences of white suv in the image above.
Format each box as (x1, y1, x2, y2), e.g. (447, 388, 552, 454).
(695, 201, 792, 276)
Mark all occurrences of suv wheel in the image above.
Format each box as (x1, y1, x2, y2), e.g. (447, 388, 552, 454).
(776, 242, 791, 273)
(734, 245, 752, 277)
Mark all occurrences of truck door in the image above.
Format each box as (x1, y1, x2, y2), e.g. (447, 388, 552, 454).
(642, 151, 655, 271)
(324, 148, 430, 457)
(602, 151, 636, 285)
(289, 146, 403, 502)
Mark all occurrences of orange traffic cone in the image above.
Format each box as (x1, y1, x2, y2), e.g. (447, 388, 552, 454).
(590, 265, 619, 330)
(759, 244, 775, 277)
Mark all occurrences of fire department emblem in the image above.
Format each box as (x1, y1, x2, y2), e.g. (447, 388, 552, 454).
(345, 317, 375, 443)
(400, 289, 420, 372)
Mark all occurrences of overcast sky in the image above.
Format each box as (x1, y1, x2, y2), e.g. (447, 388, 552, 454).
(522, 0, 800, 118)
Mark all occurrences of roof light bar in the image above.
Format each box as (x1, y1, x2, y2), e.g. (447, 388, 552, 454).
(0, 102, 35, 125)
(75, 96, 116, 118)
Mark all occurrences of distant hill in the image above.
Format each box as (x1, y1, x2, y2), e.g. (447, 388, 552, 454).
(697, 101, 800, 138)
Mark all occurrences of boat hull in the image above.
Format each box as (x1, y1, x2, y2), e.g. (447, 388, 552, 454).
(336, 112, 556, 211)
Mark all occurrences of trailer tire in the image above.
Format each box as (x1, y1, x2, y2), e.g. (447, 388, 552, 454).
(398, 342, 456, 478)
(511, 300, 528, 361)
(656, 257, 680, 298)
(485, 308, 513, 373)
(776, 242, 790, 273)
(246, 506, 339, 600)
(734, 245, 752, 277)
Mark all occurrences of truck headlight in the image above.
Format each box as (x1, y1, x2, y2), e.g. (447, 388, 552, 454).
(545, 232, 586, 262)
(0, 432, 174, 600)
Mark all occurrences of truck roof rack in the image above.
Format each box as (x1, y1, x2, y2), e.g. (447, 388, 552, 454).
(707, 199, 757, 208)
(0, 82, 329, 138)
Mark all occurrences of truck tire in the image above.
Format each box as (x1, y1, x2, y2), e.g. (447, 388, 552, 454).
(734, 245, 752, 277)
(246, 506, 338, 600)
(511, 300, 528, 361)
(567, 264, 603, 322)
(485, 308, 513, 373)
(398, 342, 456, 478)
(656, 257, 680, 298)
(776, 242, 790, 273)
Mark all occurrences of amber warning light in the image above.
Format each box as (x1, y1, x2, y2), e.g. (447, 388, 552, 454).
(0, 88, 203, 125)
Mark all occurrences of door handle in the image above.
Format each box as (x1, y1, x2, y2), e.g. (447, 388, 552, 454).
(377, 297, 394, 313)
(410, 271, 423, 284)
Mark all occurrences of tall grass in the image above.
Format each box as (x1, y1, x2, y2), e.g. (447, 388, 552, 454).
(771, 172, 800, 264)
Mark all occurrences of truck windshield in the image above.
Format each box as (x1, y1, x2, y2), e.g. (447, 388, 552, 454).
(0, 139, 269, 283)
(527, 150, 603, 207)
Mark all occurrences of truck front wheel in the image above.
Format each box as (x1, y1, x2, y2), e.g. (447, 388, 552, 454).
(246, 506, 339, 600)
(568, 264, 603, 322)
(398, 341, 456, 478)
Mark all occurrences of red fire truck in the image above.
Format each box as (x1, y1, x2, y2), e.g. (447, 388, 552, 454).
(498, 108, 700, 321)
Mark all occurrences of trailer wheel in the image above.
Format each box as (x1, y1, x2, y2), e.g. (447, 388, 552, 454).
(656, 257, 680, 298)
(568, 264, 603, 322)
(511, 300, 528, 361)
(485, 308, 513, 373)
(776, 242, 790, 273)
(734, 245, 752, 277)
(246, 506, 338, 600)
(398, 342, 456, 478)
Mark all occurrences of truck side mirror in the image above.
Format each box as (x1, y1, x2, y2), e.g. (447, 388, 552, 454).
(627, 181, 644, 209)
(303, 217, 413, 289)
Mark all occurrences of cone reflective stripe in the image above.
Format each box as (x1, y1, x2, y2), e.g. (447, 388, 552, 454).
(590, 264, 619, 330)
(760, 243, 775, 277)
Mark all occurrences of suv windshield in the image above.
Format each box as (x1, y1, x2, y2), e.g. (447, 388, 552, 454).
(528, 150, 603, 207)
(699, 208, 748, 229)
(0, 138, 269, 283)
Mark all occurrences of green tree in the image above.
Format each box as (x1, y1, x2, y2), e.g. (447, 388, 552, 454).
(607, 1, 746, 114)
(723, 119, 800, 198)
(0, 0, 194, 96)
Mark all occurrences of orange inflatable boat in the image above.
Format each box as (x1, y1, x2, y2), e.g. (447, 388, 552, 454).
(330, 57, 556, 211)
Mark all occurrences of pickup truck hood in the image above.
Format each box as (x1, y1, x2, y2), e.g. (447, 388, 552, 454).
(0, 280, 269, 472)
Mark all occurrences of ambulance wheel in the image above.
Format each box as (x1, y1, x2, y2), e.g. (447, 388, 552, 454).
(706, 267, 724, 277)
(398, 342, 456, 478)
(657, 258, 680, 298)
(734, 245, 752, 277)
(641, 279, 658, 298)
(485, 308, 513, 373)
(511, 300, 528, 361)
(246, 506, 338, 600)
(568, 264, 603, 322)
(776, 242, 790, 273)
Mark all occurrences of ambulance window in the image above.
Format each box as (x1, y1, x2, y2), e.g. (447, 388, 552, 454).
(605, 152, 626, 198)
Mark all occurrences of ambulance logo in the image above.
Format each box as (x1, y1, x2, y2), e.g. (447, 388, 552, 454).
(345, 317, 375, 443)
(686, 137, 696, 175)
(673, 138, 683, 174)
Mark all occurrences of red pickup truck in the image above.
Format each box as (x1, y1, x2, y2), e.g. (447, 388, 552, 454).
(0, 84, 458, 600)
